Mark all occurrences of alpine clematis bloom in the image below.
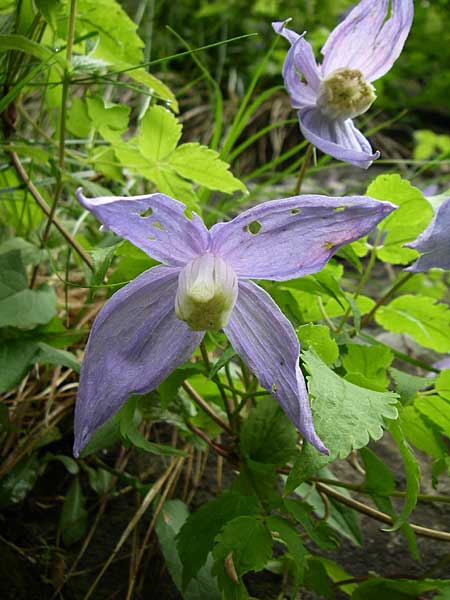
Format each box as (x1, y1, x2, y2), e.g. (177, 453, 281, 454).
(405, 197, 450, 272)
(273, 0, 414, 168)
(73, 190, 396, 457)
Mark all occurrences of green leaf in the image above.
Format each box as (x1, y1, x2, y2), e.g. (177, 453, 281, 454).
(388, 421, 420, 532)
(376, 295, 450, 353)
(414, 394, 450, 438)
(212, 516, 272, 599)
(138, 105, 182, 161)
(120, 397, 186, 457)
(36, 343, 80, 372)
(0, 250, 28, 300)
(284, 498, 339, 550)
(0, 33, 58, 63)
(351, 577, 450, 599)
(0, 238, 42, 266)
(343, 344, 393, 391)
(170, 143, 246, 194)
(390, 367, 433, 404)
(0, 453, 40, 508)
(0, 339, 39, 393)
(285, 350, 398, 491)
(177, 492, 261, 588)
(399, 405, 447, 459)
(155, 500, 221, 600)
(86, 96, 130, 142)
(0, 285, 57, 329)
(266, 515, 306, 593)
(285, 477, 363, 546)
(297, 324, 339, 365)
(209, 346, 237, 379)
(436, 369, 450, 400)
(240, 396, 297, 466)
(59, 477, 88, 546)
(43, 453, 79, 475)
(66, 97, 92, 138)
(127, 69, 178, 112)
(359, 447, 418, 558)
(367, 174, 433, 264)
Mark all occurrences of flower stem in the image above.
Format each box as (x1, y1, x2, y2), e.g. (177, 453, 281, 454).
(360, 271, 414, 328)
(293, 142, 313, 195)
(200, 339, 236, 430)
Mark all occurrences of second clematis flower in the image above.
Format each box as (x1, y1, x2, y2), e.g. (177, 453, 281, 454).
(405, 197, 450, 272)
(73, 190, 396, 457)
(273, 0, 414, 169)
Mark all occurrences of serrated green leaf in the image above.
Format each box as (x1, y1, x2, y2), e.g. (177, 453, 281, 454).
(155, 500, 221, 600)
(297, 324, 339, 365)
(138, 105, 182, 161)
(86, 96, 130, 143)
(284, 498, 339, 550)
(266, 515, 306, 593)
(285, 350, 398, 491)
(367, 174, 433, 264)
(212, 516, 272, 599)
(170, 143, 246, 194)
(376, 295, 450, 353)
(240, 396, 297, 466)
(177, 492, 261, 588)
(128, 69, 178, 112)
(343, 344, 393, 391)
(390, 367, 433, 404)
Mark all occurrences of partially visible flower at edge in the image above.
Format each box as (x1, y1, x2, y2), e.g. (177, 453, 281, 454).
(273, 0, 414, 169)
(73, 190, 396, 457)
(405, 197, 450, 272)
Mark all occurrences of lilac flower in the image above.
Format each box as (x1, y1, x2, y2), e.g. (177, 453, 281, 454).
(73, 190, 395, 456)
(273, 0, 414, 168)
(405, 197, 450, 272)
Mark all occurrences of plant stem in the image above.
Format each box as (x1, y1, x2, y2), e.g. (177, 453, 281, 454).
(200, 339, 235, 428)
(314, 482, 450, 542)
(181, 381, 233, 435)
(8, 152, 93, 270)
(360, 271, 414, 328)
(294, 142, 313, 195)
(32, 0, 78, 286)
(336, 230, 382, 333)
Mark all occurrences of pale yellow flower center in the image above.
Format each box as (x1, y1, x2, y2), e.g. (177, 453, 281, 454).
(317, 68, 376, 121)
(175, 253, 238, 331)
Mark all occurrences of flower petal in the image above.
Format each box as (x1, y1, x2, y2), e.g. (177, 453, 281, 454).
(299, 106, 379, 169)
(321, 0, 414, 82)
(76, 189, 210, 267)
(273, 20, 321, 106)
(210, 194, 395, 281)
(74, 266, 203, 455)
(224, 281, 328, 454)
(405, 197, 450, 272)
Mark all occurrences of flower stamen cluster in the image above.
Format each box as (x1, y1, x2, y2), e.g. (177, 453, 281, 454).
(317, 68, 376, 121)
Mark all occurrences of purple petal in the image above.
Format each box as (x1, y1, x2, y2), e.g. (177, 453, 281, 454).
(74, 266, 203, 455)
(76, 189, 210, 267)
(273, 20, 321, 107)
(210, 195, 395, 281)
(299, 106, 380, 168)
(405, 197, 450, 272)
(321, 0, 414, 82)
(224, 281, 328, 454)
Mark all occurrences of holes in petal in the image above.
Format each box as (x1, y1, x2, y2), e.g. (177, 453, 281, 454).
(245, 220, 262, 235)
(152, 221, 165, 230)
(334, 206, 346, 212)
(323, 241, 334, 250)
(140, 207, 153, 218)
(290, 208, 301, 215)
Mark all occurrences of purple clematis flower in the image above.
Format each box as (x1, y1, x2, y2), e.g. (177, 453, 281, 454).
(273, 0, 414, 169)
(73, 190, 395, 457)
(405, 197, 450, 272)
